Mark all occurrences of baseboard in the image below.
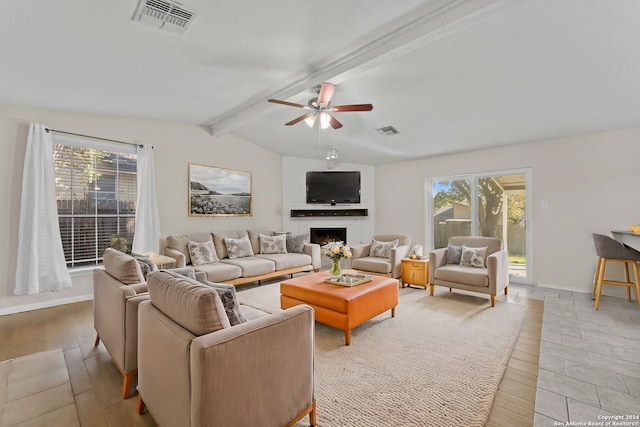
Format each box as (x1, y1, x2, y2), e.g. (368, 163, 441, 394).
(0, 294, 94, 316)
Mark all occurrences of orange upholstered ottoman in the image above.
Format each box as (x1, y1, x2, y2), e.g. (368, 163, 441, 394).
(280, 271, 399, 345)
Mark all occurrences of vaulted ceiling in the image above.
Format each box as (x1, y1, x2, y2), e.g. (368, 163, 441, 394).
(2, 0, 640, 164)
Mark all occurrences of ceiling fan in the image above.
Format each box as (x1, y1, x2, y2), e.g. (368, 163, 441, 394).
(268, 82, 373, 130)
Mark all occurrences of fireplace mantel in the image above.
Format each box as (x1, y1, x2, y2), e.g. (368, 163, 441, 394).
(290, 209, 368, 218)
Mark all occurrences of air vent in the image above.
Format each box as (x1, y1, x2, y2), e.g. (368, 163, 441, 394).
(375, 125, 399, 136)
(132, 0, 198, 35)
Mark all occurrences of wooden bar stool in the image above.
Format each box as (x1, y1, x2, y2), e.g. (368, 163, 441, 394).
(592, 233, 640, 310)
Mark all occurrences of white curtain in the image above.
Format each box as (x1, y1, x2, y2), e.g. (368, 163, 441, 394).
(15, 123, 72, 295)
(132, 144, 161, 254)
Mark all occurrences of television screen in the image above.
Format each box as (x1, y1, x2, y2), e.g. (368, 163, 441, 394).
(306, 171, 361, 205)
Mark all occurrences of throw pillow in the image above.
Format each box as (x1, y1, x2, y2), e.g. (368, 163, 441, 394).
(446, 244, 462, 265)
(460, 245, 487, 268)
(134, 255, 157, 280)
(286, 234, 307, 254)
(224, 236, 254, 259)
(206, 283, 248, 326)
(259, 234, 288, 254)
(188, 240, 219, 266)
(370, 238, 399, 259)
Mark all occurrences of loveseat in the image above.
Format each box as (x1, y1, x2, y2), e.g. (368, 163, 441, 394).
(136, 270, 316, 427)
(428, 236, 509, 306)
(165, 230, 321, 285)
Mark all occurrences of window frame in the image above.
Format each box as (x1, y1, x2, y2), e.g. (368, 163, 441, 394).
(52, 133, 137, 269)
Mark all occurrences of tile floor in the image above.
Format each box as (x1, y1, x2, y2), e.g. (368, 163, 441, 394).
(508, 283, 640, 426)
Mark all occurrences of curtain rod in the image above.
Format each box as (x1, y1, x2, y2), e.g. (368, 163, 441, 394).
(45, 128, 144, 148)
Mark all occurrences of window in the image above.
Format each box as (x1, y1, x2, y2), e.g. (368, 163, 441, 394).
(426, 169, 532, 284)
(53, 135, 137, 268)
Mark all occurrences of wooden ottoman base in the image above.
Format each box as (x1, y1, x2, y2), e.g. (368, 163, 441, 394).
(280, 272, 399, 345)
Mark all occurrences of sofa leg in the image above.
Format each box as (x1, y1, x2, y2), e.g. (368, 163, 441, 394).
(94, 334, 100, 346)
(122, 370, 136, 400)
(310, 401, 317, 426)
(490, 295, 496, 307)
(429, 284, 434, 296)
(504, 287, 508, 295)
(136, 394, 146, 415)
(285, 401, 316, 427)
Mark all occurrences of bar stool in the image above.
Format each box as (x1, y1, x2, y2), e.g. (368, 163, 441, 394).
(592, 233, 640, 310)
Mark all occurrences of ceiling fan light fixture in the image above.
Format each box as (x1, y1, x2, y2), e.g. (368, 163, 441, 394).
(304, 116, 316, 127)
(319, 113, 331, 129)
(326, 147, 338, 160)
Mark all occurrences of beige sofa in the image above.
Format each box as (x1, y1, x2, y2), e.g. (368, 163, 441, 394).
(165, 230, 321, 285)
(93, 248, 207, 399)
(429, 236, 509, 306)
(136, 270, 316, 427)
(351, 234, 412, 278)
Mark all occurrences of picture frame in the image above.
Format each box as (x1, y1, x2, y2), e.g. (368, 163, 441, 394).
(188, 163, 252, 216)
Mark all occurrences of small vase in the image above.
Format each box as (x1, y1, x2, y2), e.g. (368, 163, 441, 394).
(330, 258, 342, 277)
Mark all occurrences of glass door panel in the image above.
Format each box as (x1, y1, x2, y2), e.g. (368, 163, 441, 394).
(431, 178, 472, 249)
(476, 174, 528, 283)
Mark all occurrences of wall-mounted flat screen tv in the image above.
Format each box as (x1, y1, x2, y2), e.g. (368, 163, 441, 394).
(306, 171, 361, 205)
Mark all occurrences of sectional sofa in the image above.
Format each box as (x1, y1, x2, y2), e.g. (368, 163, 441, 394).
(165, 229, 321, 285)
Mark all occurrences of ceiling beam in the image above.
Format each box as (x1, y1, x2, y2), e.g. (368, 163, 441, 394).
(207, 0, 527, 136)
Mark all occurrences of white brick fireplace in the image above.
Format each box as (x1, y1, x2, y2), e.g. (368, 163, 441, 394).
(281, 156, 375, 249)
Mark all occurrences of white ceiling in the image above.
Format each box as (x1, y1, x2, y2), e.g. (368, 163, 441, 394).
(2, 0, 640, 165)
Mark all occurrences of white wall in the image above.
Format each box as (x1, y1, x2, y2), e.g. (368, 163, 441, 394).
(376, 127, 640, 294)
(281, 156, 375, 251)
(0, 106, 282, 313)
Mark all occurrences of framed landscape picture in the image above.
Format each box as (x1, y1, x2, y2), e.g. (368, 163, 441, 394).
(188, 163, 252, 216)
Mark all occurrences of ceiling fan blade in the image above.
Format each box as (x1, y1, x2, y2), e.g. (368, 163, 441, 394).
(330, 104, 374, 112)
(285, 113, 314, 126)
(328, 115, 343, 129)
(317, 82, 336, 106)
(268, 99, 305, 109)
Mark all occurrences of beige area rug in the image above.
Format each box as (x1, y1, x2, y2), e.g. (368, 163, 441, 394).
(237, 284, 526, 427)
(0, 349, 79, 427)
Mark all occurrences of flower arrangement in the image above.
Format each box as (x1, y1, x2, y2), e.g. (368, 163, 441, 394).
(321, 241, 352, 276)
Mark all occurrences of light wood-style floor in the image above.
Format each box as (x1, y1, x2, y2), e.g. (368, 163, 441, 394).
(0, 289, 542, 426)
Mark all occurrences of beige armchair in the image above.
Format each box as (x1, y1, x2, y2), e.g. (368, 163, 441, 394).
(429, 236, 509, 307)
(351, 234, 411, 278)
(93, 248, 205, 399)
(136, 271, 316, 427)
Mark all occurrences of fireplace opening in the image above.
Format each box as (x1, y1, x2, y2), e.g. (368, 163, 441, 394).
(310, 228, 347, 245)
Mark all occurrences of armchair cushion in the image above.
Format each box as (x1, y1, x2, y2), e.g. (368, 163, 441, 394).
(188, 240, 219, 266)
(446, 244, 462, 264)
(103, 248, 144, 285)
(147, 271, 230, 335)
(204, 282, 248, 326)
(460, 245, 487, 268)
(434, 264, 489, 287)
(370, 238, 398, 258)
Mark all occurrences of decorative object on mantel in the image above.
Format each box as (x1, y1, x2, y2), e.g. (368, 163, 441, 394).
(631, 224, 640, 235)
(322, 240, 352, 276)
(188, 163, 252, 217)
(409, 244, 424, 259)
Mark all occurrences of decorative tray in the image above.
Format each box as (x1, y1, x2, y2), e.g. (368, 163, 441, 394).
(324, 274, 373, 287)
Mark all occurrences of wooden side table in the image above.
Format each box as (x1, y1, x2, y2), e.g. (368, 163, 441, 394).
(144, 253, 176, 269)
(401, 258, 429, 289)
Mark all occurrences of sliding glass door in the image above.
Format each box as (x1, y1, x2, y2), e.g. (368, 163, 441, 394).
(427, 169, 531, 284)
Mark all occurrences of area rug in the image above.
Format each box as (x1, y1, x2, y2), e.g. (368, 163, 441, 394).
(0, 348, 79, 427)
(237, 284, 526, 427)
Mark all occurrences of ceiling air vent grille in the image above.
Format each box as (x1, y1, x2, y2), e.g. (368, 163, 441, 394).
(132, 0, 198, 35)
(375, 125, 399, 136)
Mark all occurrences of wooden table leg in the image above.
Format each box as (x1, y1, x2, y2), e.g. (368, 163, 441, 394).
(345, 330, 351, 346)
